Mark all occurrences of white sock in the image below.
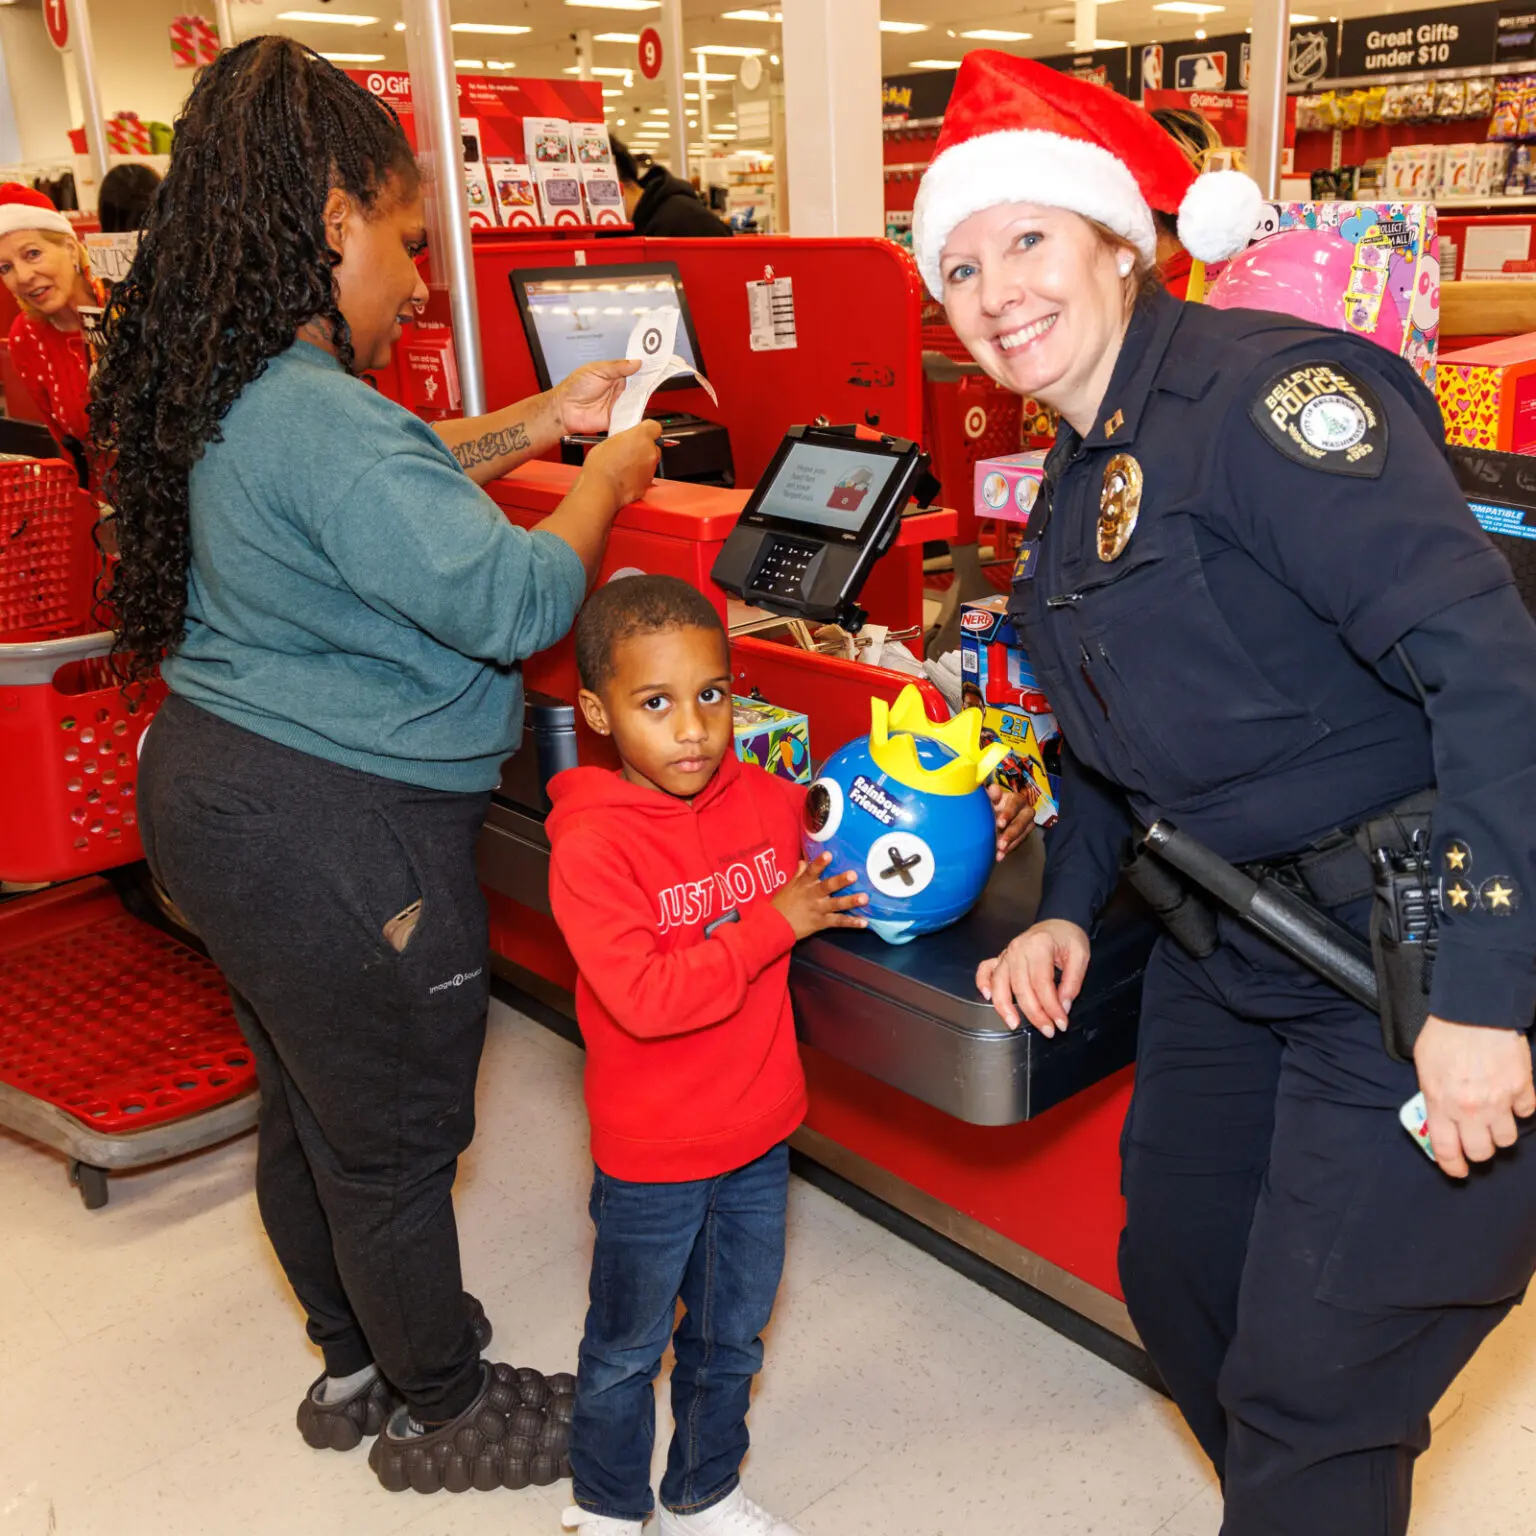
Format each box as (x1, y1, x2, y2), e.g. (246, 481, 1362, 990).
(319, 1362, 378, 1405)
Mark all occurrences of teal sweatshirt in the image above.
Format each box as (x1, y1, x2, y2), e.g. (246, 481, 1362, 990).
(163, 341, 586, 793)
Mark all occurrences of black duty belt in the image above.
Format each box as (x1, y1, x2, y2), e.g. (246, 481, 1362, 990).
(1238, 789, 1437, 911)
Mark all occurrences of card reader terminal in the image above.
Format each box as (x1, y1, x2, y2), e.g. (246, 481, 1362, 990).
(710, 424, 934, 630)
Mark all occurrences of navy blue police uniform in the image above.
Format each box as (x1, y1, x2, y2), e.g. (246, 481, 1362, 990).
(1006, 286, 1536, 1535)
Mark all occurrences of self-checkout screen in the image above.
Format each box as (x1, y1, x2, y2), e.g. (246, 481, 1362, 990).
(518, 269, 700, 390)
(753, 441, 903, 535)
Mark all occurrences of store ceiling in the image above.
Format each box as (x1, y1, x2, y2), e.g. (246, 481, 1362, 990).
(219, 0, 1478, 147)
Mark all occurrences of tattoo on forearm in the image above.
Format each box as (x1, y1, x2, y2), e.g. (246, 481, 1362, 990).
(452, 420, 531, 470)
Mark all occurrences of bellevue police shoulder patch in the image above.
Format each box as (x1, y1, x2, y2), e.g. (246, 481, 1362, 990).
(1249, 360, 1388, 479)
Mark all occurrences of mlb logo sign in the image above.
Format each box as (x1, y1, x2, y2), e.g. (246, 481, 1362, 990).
(1175, 51, 1228, 89)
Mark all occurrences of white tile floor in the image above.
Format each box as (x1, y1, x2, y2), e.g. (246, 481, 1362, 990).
(4, 1000, 1536, 1536)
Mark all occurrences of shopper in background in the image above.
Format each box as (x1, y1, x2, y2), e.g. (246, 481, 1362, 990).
(97, 162, 163, 234)
(919, 50, 1536, 1536)
(613, 139, 733, 239)
(92, 37, 660, 1494)
(0, 183, 104, 482)
(1148, 106, 1229, 298)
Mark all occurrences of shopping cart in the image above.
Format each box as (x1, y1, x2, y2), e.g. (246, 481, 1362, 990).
(0, 457, 257, 1208)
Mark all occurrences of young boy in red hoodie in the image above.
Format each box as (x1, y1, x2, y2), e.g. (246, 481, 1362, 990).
(547, 575, 869, 1536)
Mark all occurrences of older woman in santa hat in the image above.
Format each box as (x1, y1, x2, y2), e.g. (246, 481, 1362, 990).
(924, 50, 1536, 1536)
(0, 184, 104, 481)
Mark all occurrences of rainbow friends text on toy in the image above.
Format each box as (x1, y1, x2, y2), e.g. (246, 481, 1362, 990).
(802, 685, 1009, 946)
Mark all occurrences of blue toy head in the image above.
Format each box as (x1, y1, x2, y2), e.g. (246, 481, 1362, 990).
(801, 687, 1006, 945)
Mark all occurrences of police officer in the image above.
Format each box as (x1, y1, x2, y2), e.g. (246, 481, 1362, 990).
(914, 52, 1536, 1535)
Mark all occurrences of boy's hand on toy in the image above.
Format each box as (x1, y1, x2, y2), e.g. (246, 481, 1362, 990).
(976, 920, 1090, 1036)
(986, 784, 1035, 861)
(773, 853, 869, 941)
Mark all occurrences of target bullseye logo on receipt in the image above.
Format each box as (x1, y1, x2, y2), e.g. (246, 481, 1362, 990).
(609, 306, 718, 435)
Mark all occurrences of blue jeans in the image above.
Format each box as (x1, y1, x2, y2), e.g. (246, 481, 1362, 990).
(570, 1141, 790, 1522)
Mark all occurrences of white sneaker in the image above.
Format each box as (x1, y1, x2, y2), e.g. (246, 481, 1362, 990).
(561, 1507, 645, 1536)
(658, 1487, 802, 1536)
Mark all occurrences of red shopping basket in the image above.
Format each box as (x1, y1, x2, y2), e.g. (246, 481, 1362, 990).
(0, 457, 97, 642)
(0, 636, 165, 883)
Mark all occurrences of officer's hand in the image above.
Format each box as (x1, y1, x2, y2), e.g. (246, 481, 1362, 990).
(986, 784, 1035, 861)
(976, 920, 1090, 1036)
(1414, 1016, 1536, 1179)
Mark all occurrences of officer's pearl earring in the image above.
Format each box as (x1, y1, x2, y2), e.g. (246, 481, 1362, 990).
(1118, 258, 1133, 277)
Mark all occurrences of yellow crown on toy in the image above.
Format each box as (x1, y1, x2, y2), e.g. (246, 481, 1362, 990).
(867, 685, 1010, 797)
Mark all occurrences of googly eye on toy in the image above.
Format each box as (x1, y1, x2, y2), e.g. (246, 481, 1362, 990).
(802, 685, 1010, 945)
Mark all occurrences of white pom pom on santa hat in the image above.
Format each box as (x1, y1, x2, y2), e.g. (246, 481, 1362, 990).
(913, 52, 1263, 298)
(1177, 168, 1265, 265)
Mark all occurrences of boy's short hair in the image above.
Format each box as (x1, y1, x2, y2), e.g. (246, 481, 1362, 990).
(575, 575, 726, 692)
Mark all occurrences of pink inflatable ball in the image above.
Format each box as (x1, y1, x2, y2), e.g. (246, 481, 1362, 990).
(1206, 227, 1407, 354)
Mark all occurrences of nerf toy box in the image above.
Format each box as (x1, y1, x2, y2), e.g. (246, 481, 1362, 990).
(1255, 201, 1441, 386)
(1436, 334, 1536, 454)
(975, 450, 1047, 526)
(958, 595, 1059, 826)
(733, 698, 811, 786)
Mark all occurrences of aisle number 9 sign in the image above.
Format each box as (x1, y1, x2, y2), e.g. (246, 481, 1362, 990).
(46, 0, 69, 51)
(639, 26, 664, 81)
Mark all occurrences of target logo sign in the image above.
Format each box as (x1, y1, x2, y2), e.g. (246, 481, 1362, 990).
(964, 406, 988, 439)
(45, 0, 69, 50)
(641, 325, 663, 356)
(638, 27, 663, 81)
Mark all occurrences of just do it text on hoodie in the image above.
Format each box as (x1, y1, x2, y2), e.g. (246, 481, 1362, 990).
(546, 751, 810, 1183)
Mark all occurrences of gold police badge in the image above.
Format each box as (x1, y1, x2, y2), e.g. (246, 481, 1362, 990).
(1098, 453, 1143, 562)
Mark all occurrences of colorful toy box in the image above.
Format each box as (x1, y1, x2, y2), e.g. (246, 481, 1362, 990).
(957, 595, 1060, 826)
(1436, 333, 1536, 454)
(1243, 202, 1441, 386)
(733, 697, 811, 786)
(975, 450, 1047, 526)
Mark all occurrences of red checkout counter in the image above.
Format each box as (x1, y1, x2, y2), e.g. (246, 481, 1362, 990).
(409, 231, 1159, 1377)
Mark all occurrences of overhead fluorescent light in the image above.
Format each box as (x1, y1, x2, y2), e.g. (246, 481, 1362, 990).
(454, 59, 484, 68)
(722, 10, 781, 20)
(960, 29, 1032, 41)
(1069, 37, 1128, 48)
(684, 70, 737, 80)
(1289, 12, 1320, 19)
(909, 58, 962, 68)
(319, 51, 385, 62)
(1152, 2, 1224, 12)
(563, 65, 635, 76)
(880, 21, 929, 33)
(279, 10, 377, 25)
(486, 60, 516, 70)
(563, 0, 659, 10)
(595, 31, 641, 42)
(602, 87, 624, 96)
(451, 23, 529, 35)
(692, 44, 766, 56)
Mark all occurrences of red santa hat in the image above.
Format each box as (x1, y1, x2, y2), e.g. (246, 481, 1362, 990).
(0, 182, 73, 241)
(913, 52, 1262, 298)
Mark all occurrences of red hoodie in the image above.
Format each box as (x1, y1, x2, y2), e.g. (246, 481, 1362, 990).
(546, 751, 809, 1182)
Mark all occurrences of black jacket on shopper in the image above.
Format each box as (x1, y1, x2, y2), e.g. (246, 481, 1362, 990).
(631, 166, 733, 238)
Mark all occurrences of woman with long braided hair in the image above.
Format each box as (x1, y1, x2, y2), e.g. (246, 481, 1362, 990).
(91, 37, 659, 1491)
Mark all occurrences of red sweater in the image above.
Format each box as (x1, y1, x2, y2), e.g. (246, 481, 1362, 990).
(547, 752, 808, 1182)
(8, 297, 98, 463)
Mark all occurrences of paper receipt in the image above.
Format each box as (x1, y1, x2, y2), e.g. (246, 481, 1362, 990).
(608, 306, 718, 435)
